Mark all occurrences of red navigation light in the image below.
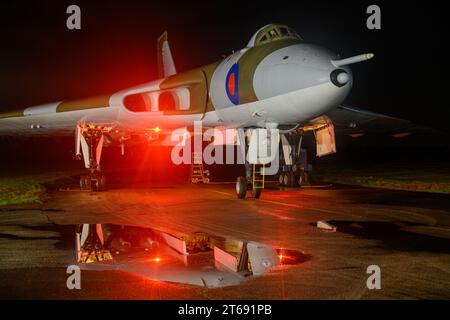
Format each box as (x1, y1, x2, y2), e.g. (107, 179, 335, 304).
(150, 257, 161, 263)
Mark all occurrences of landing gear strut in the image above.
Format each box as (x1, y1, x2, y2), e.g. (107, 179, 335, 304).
(76, 124, 109, 192)
(235, 129, 267, 199)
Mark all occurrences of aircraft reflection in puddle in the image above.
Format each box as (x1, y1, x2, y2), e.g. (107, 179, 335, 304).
(74, 224, 309, 288)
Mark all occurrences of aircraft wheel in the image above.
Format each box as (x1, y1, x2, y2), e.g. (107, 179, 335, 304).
(289, 172, 297, 187)
(99, 175, 106, 191)
(91, 179, 97, 192)
(96, 179, 102, 192)
(204, 177, 210, 184)
(80, 176, 86, 189)
(302, 172, 310, 185)
(252, 186, 262, 199)
(236, 176, 247, 199)
(85, 177, 91, 190)
(283, 172, 291, 186)
(278, 174, 284, 186)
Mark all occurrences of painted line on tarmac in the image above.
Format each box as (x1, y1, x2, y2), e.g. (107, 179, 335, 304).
(260, 199, 302, 208)
(211, 190, 302, 208)
(211, 190, 234, 197)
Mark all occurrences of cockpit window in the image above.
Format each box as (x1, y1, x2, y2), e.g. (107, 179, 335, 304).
(268, 28, 279, 38)
(288, 28, 301, 39)
(253, 24, 302, 47)
(279, 27, 289, 36)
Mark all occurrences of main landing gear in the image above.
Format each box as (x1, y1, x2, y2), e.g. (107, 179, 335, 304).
(278, 133, 311, 188)
(79, 173, 106, 192)
(76, 124, 109, 192)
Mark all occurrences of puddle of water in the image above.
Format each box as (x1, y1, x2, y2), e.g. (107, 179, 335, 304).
(276, 248, 311, 265)
(75, 224, 308, 288)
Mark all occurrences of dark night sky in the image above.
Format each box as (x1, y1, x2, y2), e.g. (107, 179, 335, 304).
(0, 0, 448, 130)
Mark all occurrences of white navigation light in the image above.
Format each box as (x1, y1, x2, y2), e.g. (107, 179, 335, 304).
(330, 69, 350, 87)
(337, 72, 349, 85)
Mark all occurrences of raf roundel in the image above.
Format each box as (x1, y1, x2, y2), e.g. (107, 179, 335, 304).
(225, 63, 239, 105)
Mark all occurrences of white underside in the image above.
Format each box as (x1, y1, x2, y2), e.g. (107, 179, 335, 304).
(0, 82, 348, 137)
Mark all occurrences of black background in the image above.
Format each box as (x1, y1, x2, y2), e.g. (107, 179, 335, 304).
(0, 0, 448, 130)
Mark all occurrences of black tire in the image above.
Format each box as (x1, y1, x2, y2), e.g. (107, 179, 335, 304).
(96, 179, 102, 192)
(289, 172, 297, 187)
(91, 179, 98, 192)
(252, 186, 262, 199)
(100, 175, 106, 191)
(80, 176, 86, 189)
(236, 176, 247, 199)
(302, 172, 310, 185)
(278, 174, 284, 186)
(284, 172, 291, 186)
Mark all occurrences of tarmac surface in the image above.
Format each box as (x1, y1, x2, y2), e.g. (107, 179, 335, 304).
(1, 178, 450, 299)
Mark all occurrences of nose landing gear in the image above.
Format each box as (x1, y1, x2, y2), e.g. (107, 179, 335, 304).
(236, 176, 247, 199)
(235, 164, 265, 199)
(235, 128, 270, 199)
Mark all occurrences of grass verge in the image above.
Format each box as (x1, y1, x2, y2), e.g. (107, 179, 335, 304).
(0, 172, 72, 207)
(313, 163, 450, 194)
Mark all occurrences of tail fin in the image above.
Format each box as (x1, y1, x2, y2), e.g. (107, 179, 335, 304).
(157, 31, 177, 78)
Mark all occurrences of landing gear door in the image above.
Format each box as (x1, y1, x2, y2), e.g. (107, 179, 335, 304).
(247, 129, 280, 164)
(315, 123, 336, 157)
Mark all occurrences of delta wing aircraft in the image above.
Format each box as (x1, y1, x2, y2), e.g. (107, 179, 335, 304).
(0, 24, 416, 198)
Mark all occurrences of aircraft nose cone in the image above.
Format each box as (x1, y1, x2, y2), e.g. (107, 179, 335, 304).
(330, 69, 351, 87)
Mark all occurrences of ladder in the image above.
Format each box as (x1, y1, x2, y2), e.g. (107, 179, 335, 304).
(252, 163, 265, 189)
(191, 152, 210, 183)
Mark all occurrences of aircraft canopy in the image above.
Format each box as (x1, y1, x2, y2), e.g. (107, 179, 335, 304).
(247, 24, 302, 47)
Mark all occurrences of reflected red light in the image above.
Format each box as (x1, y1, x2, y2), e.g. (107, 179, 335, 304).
(153, 126, 161, 133)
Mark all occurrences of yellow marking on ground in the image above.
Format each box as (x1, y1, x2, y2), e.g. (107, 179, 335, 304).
(260, 199, 302, 208)
(211, 190, 233, 197)
(211, 190, 302, 208)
